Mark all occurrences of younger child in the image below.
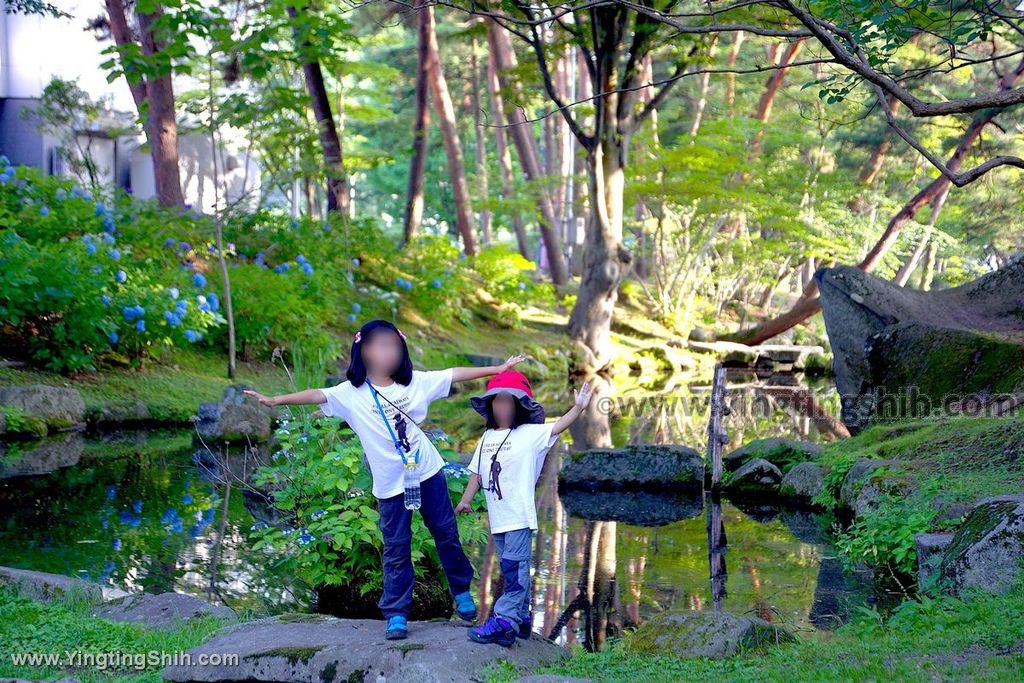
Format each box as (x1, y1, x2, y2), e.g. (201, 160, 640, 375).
(244, 319, 527, 640)
(455, 370, 592, 646)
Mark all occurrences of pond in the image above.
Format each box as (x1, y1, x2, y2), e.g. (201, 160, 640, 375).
(0, 371, 875, 646)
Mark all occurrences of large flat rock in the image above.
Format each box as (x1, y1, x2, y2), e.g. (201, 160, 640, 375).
(815, 262, 1024, 432)
(558, 444, 703, 491)
(161, 615, 565, 683)
(92, 592, 237, 629)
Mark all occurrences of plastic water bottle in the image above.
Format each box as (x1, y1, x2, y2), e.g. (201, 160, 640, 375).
(403, 463, 421, 510)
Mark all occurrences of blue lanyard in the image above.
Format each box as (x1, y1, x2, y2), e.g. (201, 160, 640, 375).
(367, 380, 419, 466)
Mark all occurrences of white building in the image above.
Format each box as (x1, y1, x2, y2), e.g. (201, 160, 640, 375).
(0, 1, 260, 210)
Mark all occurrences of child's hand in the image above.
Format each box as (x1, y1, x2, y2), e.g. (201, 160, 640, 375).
(500, 354, 528, 371)
(574, 382, 593, 410)
(454, 500, 472, 514)
(243, 389, 276, 407)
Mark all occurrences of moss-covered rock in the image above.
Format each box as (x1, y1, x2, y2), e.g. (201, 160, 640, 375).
(816, 262, 1024, 433)
(779, 462, 825, 503)
(723, 437, 822, 474)
(0, 384, 85, 433)
(626, 610, 795, 659)
(937, 495, 1024, 596)
(559, 444, 704, 491)
(723, 457, 782, 496)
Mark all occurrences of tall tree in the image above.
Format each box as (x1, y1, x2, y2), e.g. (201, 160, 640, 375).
(102, 0, 184, 206)
(424, 6, 478, 255)
(402, 0, 432, 242)
(285, 3, 350, 215)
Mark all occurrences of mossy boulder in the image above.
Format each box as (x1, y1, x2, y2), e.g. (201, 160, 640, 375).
(723, 457, 782, 496)
(161, 616, 564, 683)
(0, 432, 83, 479)
(91, 591, 237, 629)
(837, 459, 903, 514)
(195, 384, 274, 444)
(626, 611, 794, 659)
(0, 384, 85, 433)
(559, 444, 703, 491)
(87, 399, 153, 428)
(815, 262, 1024, 433)
(937, 495, 1024, 596)
(722, 437, 822, 474)
(779, 462, 825, 503)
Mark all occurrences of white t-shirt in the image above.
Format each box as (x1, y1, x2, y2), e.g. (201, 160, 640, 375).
(468, 422, 559, 534)
(317, 368, 453, 499)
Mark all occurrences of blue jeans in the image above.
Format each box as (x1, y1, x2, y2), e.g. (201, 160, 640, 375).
(377, 469, 474, 618)
(492, 527, 533, 626)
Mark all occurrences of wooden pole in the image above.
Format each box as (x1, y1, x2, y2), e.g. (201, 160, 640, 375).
(707, 363, 729, 487)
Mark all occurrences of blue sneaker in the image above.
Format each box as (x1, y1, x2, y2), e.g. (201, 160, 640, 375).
(453, 590, 477, 622)
(468, 616, 516, 647)
(385, 615, 407, 640)
(517, 613, 533, 639)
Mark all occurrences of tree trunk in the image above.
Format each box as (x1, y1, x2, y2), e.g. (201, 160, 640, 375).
(470, 33, 492, 244)
(893, 185, 949, 286)
(134, 5, 184, 207)
(403, 2, 431, 243)
(486, 47, 528, 257)
(689, 34, 719, 136)
(286, 4, 349, 215)
(568, 139, 631, 371)
(487, 20, 568, 283)
(425, 6, 477, 255)
(724, 31, 745, 116)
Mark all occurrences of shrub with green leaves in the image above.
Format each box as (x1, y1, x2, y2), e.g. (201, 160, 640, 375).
(249, 414, 487, 595)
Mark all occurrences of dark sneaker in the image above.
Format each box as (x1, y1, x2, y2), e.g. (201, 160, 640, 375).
(517, 614, 533, 639)
(453, 590, 477, 622)
(385, 615, 408, 640)
(468, 616, 516, 647)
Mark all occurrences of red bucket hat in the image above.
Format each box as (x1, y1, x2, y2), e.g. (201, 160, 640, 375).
(470, 370, 545, 424)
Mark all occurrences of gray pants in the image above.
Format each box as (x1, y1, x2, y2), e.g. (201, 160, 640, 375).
(492, 527, 533, 626)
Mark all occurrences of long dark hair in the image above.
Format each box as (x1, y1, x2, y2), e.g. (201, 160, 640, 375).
(483, 395, 533, 430)
(345, 319, 413, 387)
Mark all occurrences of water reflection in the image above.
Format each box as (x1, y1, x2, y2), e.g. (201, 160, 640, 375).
(0, 374, 866, 642)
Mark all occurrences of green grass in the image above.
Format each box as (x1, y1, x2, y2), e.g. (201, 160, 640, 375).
(0, 346, 294, 424)
(0, 585, 230, 683)
(524, 584, 1024, 682)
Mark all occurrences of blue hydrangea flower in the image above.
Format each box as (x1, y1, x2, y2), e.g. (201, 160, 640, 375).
(347, 313, 357, 322)
(296, 254, 307, 264)
(112, 538, 122, 550)
(301, 262, 313, 275)
(132, 499, 143, 514)
(179, 241, 191, 251)
(86, 242, 97, 255)
(40, 206, 49, 217)
(116, 270, 127, 283)
(109, 331, 119, 344)
(102, 232, 115, 245)
(184, 329, 199, 342)
(207, 293, 219, 311)
(106, 484, 117, 499)
(135, 319, 145, 332)
(182, 494, 193, 505)
(351, 302, 361, 312)
(432, 279, 442, 288)
(352, 257, 360, 267)
(108, 248, 121, 260)
(94, 201, 106, 216)
(102, 215, 116, 233)
(122, 306, 137, 321)
(100, 295, 111, 306)
(164, 237, 177, 248)
(192, 272, 206, 287)
(274, 263, 290, 274)
(518, 282, 527, 290)
(168, 287, 179, 299)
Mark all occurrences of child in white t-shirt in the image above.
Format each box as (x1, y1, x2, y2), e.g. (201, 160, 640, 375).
(244, 319, 527, 640)
(455, 369, 592, 646)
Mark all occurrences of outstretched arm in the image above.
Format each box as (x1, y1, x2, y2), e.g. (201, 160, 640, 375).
(550, 382, 593, 436)
(243, 388, 326, 407)
(455, 473, 482, 513)
(450, 354, 528, 383)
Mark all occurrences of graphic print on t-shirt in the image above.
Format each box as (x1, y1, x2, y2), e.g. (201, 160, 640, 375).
(372, 391, 415, 457)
